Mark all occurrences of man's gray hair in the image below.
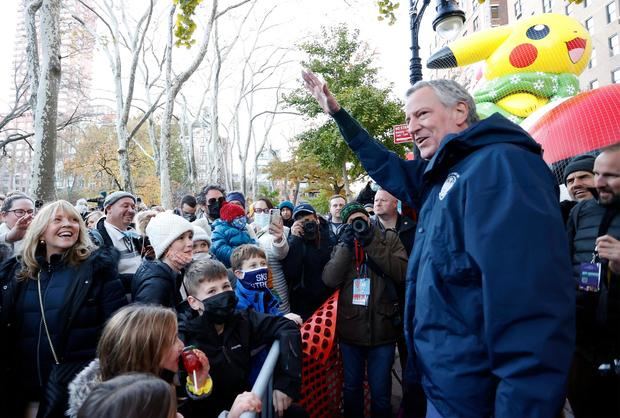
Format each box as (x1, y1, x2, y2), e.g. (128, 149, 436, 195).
(406, 79, 479, 125)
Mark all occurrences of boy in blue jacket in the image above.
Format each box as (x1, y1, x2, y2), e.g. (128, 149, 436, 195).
(210, 203, 255, 267)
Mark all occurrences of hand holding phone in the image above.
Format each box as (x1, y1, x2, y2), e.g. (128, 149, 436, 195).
(269, 209, 284, 242)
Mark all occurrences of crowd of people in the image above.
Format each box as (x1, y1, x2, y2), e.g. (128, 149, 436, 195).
(0, 71, 618, 418)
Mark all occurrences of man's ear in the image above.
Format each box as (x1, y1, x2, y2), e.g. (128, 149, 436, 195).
(233, 269, 244, 279)
(453, 102, 469, 126)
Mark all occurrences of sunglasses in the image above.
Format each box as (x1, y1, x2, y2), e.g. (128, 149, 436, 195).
(207, 196, 226, 206)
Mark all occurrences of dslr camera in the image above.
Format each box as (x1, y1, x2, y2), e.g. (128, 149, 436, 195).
(351, 218, 369, 235)
(303, 221, 318, 235)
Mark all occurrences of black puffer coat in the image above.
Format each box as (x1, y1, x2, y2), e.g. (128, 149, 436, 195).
(131, 259, 183, 308)
(0, 247, 126, 418)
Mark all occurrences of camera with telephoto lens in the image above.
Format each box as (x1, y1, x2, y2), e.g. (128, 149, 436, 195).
(351, 218, 369, 235)
(303, 221, 317, 235)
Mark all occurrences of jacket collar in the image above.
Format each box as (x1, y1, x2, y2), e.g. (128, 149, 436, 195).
(423, 113, 543, 180)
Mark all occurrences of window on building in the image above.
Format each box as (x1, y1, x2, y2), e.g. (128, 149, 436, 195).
(542, 0, 552, 13)
(613, 68, 620, 83)
(473, 16, 479, 32)
(610, 34, 620, 56)
(608, 2, 618, 23)
(565, 2, 574, 16)
(491, 5, 500, 19)
(590, 47, 597, 68)
(589, 79, 599, 90)
(514, 0, 522, 19)
(585, 17, 594, 35)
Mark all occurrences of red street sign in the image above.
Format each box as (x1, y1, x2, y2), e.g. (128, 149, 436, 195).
(393, 124, 413, 144)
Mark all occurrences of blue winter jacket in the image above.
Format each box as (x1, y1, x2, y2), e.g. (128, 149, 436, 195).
(211, 220, 256, 267)
(332, 109, 575, 418)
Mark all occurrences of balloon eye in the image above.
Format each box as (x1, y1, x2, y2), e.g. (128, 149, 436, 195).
(526, 24, 549, 40)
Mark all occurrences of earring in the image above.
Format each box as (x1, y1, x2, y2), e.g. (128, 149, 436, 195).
(39, 239, 45, 245)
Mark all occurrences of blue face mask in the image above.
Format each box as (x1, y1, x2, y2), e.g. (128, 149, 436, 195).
(231, 216, 247, 230)
(239, 267, 269, 290)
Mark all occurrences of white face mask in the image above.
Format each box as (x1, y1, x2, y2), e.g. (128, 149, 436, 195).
(254, 212, 270, 229)
(192, 252, 211, 261)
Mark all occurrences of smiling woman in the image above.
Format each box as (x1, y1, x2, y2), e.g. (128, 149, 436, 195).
(0, 200, 127, 418)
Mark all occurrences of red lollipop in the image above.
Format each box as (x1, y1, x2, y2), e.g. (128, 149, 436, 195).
(182, 346, 203, 392)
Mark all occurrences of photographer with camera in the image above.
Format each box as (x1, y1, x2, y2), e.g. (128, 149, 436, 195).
(322, 202, 407, 418)
(282, 203, 336, 320)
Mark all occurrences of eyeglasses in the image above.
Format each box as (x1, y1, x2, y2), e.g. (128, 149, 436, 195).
(254, 208, 269, 214)
(7, 209, 35, 217)
(207, 196, 225, 206)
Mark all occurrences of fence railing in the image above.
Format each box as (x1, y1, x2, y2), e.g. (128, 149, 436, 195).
(239, 340, 280, 418)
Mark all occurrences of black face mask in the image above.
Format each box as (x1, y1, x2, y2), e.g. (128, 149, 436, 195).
(183, 212, 196, 222)
(202, 290, 238, 324)
(207, 203, 221, 220)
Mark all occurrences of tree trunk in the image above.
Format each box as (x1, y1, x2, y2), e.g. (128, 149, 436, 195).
(29, 0, 61, 202)
(26, 0, 42, 113)
(293, 181, 300, 205)
(342, 162, 351, 197)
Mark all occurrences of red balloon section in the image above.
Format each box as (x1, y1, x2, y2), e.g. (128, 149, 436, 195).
(528, 84, 620, 164)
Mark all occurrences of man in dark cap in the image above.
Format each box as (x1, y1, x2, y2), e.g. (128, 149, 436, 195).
(323, 202, 406, 418)
(564, 154, 596, 202)
(282, 203, 336, 319)
(94, 191, 143, 291)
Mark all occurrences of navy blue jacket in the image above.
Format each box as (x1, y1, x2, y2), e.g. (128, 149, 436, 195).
(0, 247, 126, 417)
(332, 109, 575, 418)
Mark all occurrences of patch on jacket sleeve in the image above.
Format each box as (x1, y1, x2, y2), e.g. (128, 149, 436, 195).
(439, 172, 460, 200)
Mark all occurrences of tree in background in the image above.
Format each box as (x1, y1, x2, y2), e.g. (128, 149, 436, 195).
(284, 24, 407, 198)
(62, 119, 186, 206)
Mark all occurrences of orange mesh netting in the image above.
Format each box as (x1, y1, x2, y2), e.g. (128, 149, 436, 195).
(299, 290, 343, 417)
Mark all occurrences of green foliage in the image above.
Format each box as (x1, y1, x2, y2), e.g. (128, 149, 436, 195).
(308, 190, 331, 216)
(376, 0, 399, 25)
(257, 185, 280, 202)
(285, 24, 407, 186)
(173, 0, 204, 48)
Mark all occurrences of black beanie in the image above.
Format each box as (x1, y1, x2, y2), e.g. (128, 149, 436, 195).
(563, 154, 595, 185)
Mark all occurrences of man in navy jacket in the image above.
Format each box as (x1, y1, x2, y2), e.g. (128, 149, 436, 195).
(302, 71, 575, 418)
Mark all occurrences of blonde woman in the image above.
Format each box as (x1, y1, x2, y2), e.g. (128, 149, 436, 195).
(68, 304, 259, 418)
(0, 200, 126, 418)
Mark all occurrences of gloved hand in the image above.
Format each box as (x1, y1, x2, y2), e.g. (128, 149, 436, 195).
(339, 225, 355, 249)
(353, 222, 374, 247)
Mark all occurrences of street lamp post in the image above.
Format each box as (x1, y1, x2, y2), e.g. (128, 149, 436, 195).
(409, 0, 465, 85)
(409, 0, 431, 85)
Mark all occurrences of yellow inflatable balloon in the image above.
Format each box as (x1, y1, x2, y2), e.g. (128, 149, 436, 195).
(427, 13, 592, 122)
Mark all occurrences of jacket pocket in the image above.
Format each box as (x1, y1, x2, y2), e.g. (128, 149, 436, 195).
(428, 234, 480, 285)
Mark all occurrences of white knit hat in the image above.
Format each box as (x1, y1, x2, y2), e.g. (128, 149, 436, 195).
(192, 225, 211, 246)
(146, 212, 193, 259)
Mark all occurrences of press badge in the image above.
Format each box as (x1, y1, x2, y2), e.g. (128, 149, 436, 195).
(579, 262, 601, 292)
(352, 278, 370, 306)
